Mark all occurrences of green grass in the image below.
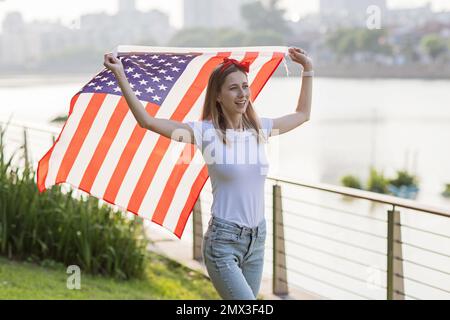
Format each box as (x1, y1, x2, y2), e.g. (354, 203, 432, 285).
(0, 252, 220, 300)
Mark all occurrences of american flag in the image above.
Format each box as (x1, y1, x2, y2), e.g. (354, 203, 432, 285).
(37, 46, 287, 238)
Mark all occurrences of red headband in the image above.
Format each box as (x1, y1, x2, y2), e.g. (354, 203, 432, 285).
(219, 57, 250, 74)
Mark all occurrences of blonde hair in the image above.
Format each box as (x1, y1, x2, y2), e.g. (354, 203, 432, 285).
(200, 63, 267, 146)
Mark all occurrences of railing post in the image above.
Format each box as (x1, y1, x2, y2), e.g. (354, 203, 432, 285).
(273, 184, 289, 296)
(387, 207, 405, 300)
(193, 197, 203, 262)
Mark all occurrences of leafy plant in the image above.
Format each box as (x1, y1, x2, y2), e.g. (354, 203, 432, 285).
(0, 123, 148, 279)
(341, 175, 363, 189)
(366, 167, 389, 194)
(388, 170, 419, 188)
(442, 184, 450, 198)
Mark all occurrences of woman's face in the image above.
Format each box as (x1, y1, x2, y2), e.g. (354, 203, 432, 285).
(217, 71, 250, 115)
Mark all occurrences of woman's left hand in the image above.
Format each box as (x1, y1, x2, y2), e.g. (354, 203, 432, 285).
(288, 47, 313, 71)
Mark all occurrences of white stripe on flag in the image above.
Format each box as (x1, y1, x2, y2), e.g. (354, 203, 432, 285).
(137, 89, 206, 220)
(116, 45, 289, 55)
(159, 90, 210, 229)
(92, 54, 210, 202)
(163, 146, 205, 232)
(113, 53, 213, 208)
(65, 94, 122, 187)
(137, 52, 246, 221)
(89, 107, 139, 198)
(247, 53, 275, 85)
(45, 93, 93, 188)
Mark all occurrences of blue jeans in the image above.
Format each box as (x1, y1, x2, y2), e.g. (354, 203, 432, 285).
(202, 216, 267, 300)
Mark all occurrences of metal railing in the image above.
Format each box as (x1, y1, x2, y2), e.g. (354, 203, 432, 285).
(3, 118, 450, 300)
(193, 175, 450, 300)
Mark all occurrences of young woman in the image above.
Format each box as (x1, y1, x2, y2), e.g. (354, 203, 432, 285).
(103, 47, 313, 300)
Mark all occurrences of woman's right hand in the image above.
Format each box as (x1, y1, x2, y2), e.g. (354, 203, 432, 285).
(103, 53, 124, 76)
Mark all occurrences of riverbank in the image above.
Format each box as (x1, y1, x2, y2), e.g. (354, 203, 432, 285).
(275, 62, 450, 79)
(2, 62, 450, 84)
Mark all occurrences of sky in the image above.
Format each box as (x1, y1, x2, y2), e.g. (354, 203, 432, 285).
(0, 0, 449, 30)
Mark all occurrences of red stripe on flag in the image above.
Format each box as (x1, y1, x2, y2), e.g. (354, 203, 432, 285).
(78, 96, 130, 193)
(102, 102, 160, 204)
(127, 52, 231, 215)
(152, 52, 260, 225)
(241, 52, 259, 66)
(37, 93, 80, 192)
(55, 93, 107, 184)
(250, 52, 284, 101)
(173, 165, 209, 238)
(151, 143, 197, 225)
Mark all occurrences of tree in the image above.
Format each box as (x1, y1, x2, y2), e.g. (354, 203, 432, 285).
(168, 28, 247, 47)
(215, 29, 246, 47)
(421, 34, 448, 61)
(168, 28, 216, 47)
(325, 28, 393, 61)
(240, 0, 291, 35)
(243, 29, 285, 46)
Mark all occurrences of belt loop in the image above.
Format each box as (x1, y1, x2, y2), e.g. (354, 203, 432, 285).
(239, 227, 244, 238)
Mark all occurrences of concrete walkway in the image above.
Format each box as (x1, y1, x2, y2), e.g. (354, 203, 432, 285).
(145, 223, 322, 300)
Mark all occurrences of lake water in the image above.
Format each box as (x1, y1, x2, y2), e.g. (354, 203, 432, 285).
(1, 75, 449, 299)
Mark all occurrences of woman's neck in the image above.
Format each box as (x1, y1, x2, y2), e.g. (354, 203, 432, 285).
(224, 115, 244, 131)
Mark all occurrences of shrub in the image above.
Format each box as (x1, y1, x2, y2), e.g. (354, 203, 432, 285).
(341, 175, 363, 189)
(366, 167, 389, 194)
(0, 123, 148, 279)
(442, 184, 450, 198)
(388, 170, 419, 188)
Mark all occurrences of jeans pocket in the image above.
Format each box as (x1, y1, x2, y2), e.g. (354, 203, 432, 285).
(213, 229, 239, 242)
(256, 228, 267, 245)
(211, 229, 240, 259)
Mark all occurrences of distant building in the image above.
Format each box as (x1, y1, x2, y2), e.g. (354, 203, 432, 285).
(80, 0, 173, 47)
(183, 0, 252, 30)
(0, 0, 175, 70)
(319, 0, 387, 17)
(386, 3, 434, 29)
(0, 12, 47, 67)
(319, 0, 387, 28)
(119, 0, 137, 14)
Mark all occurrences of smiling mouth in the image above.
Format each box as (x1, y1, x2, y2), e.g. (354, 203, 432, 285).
(235, 100, 247, 107)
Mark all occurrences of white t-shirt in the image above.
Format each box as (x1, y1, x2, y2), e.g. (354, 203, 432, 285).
(184, 117, 273, 228)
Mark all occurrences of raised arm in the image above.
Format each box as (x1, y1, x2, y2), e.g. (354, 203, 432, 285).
(103, 53, 195, 144)
(271, 47, 313, 136)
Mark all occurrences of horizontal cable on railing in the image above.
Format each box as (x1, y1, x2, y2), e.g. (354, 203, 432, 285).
(394, 274, 450, 295)
(266, 234, 387, 273)
(3, 137, 23, 144)
(266, 238, 387, 271)
(274, 222, 386, 256)
(275, 265, 375, 300)
(273, 249, 387, 287)
(395, 291, 420, 300)
(281, 195, 387, 223)
(394, 256, 450, 276)
(282, 209, 386, 240)
(267, 176, 450, 219)
(0, 120, 60, 134)
(395, 222, 450, 240)
(395, 240, 450, 259)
